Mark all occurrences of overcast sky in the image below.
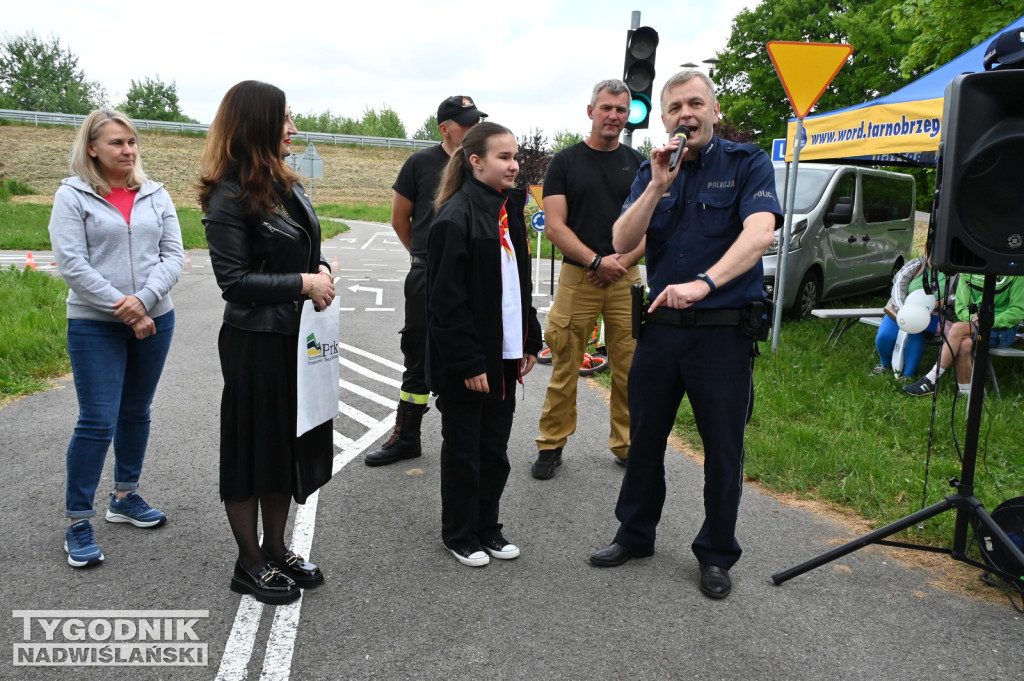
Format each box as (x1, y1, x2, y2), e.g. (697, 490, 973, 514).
(5, 0, 760, 148)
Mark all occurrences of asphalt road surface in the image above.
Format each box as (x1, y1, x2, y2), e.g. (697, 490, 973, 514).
(1, 221, 1020, 681)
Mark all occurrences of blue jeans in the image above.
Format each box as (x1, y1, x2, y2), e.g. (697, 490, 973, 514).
(875, 314, 940, 377)
(65, 311, 175, 518)
(990, 326, 1017, 348)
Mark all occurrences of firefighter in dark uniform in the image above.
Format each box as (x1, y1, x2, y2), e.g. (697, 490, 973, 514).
(365, 96, 485, 466)
(589, 71, 782, 601)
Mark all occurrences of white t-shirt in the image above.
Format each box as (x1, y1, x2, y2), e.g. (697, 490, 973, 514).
(498, 204, 523, 359)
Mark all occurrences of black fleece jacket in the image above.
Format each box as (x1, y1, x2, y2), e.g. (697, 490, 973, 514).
(425, 177, 542, 400)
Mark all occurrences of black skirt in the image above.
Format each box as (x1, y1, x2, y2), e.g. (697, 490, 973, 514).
(218, 324, 333, 503)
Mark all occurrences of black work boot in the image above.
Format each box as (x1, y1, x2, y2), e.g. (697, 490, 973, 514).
(364, 402, 428, 466)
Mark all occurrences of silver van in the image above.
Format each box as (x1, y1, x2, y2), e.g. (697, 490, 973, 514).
(762, 162, 916, 318)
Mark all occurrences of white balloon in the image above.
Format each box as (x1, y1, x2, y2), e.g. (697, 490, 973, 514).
(904, 288, 936, 312)
(897, 303, 931, 333)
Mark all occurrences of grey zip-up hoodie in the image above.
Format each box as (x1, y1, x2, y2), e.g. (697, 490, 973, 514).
(48, 176, 184, 322)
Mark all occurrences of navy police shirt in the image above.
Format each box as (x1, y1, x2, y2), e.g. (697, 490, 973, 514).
(622, 135, 782, 309)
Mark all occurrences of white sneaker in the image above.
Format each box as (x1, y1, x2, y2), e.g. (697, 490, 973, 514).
(481, 537, 520, 560)
(447, 545, 489, 567)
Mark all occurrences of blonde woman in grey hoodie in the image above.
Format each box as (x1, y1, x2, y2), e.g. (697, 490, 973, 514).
(48, 108, 184, 568)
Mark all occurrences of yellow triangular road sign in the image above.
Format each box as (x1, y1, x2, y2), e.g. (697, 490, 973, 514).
(766, 41, 853, 119)
(529, 184, 544, 211)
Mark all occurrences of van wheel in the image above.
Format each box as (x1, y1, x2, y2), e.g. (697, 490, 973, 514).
(791, 272, 820, 319)
(890, 259, 903, 283)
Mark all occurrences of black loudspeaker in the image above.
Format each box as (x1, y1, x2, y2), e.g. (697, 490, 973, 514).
(932, 69, 1024, 274)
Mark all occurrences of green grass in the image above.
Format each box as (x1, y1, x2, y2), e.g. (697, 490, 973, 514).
(0, 204, 350, 251)
(176, 207, 206, 248)
(0, 267, 70, 399)
(0, 203, 54, 249)
(0, 178, 37, 202)
(591, 295, 1024, 550)
(317, 203, 390, 223)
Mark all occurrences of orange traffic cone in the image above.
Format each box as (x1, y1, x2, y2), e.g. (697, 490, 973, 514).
(24, 252, 36, 270)
(184, 251, 192, 272)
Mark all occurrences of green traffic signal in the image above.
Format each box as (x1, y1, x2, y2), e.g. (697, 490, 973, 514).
(628, 94, 652, 127)
(623, 26, 658, 131)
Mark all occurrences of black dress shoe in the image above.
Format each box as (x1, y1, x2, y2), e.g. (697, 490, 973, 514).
(230, 562, 300, 605)
(273, 550, 325, 589)
(532, 448, 562, 480)
(589, 542, 654, 567)
(699, 564, 732, 599)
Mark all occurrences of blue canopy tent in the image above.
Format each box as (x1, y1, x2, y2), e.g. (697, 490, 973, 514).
(783, 14, 1024, 166)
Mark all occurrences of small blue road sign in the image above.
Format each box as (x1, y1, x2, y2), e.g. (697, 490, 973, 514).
(531, 211, 545, 232)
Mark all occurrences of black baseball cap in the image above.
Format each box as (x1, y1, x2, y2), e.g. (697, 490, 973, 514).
(437, 96, 487, 126)
(984, 27, 1024, 70)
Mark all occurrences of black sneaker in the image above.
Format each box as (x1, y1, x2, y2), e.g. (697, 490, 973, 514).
(531, 448, 562, 480)
(480, 536, 520, 560)
(445, 544, 489, 567)
(902, 376, 936, 396)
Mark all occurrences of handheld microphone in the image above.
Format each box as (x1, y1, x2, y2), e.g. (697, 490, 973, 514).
(667, 125, 691, 172)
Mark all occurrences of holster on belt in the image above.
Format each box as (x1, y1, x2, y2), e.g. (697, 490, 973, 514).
(631, 284, 647, 339)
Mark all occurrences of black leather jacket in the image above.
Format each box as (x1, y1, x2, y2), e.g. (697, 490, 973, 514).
(203, 180, 329, 335)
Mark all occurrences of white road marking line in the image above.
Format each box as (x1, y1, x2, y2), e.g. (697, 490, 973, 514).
(347, 284, 383, 306)
(338, 342, 405, 372)
(215, 593, 265, 681)
(216, 342, 402, 681)
(337, 400, 379, 429)
(365, 308, 396, 312)
(333, 429, 353, 447)
(340, 379, 397, 408)
(257, 419, 396, 680)
(340, 356, 402, 389)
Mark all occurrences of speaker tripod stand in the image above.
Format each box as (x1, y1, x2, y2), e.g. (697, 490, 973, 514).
(772, 275, 1024, 590)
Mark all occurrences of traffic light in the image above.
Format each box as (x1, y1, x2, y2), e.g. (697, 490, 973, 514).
(623, 26, 659, 130)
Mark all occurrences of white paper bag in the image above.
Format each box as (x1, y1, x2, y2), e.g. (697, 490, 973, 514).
(892, 328, 907, 375)
(296, 295, 340, 436)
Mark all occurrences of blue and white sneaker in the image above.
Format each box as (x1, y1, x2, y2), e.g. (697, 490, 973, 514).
(105, 491, 167, 528)
(64, 520, 104, 568)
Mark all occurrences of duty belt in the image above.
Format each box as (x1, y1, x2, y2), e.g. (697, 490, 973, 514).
(645, 307, 744, 327)
(410, 256, 427, 267)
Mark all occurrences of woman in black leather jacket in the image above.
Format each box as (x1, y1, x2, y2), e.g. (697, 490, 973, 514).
(199, 80, 335, 605)
(427, 122, 542, 567)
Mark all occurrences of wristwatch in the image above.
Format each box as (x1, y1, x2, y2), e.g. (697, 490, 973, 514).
(696, 272, 717, 292)
(589, 254, 603, 271)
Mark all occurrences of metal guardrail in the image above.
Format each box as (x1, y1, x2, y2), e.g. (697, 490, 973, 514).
(0, 109, 438, 150)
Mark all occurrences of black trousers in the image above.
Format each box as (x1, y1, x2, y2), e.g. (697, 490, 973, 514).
(437, 360, 518, 550)
(399, 265, 428, 397)
(613, 323, 754, 570)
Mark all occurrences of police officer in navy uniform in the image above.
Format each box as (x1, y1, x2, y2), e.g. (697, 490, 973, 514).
(589, 71, 782, 600)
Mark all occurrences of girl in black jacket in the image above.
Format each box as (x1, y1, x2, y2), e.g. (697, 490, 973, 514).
(427, 122, 542, 567)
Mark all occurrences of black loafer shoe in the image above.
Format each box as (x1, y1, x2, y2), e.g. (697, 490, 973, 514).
(589, 542, 654, 567)
(275, 550, 325, 589)
(699, 564, 732, 599)
(532, 448, 562, 480)
(231, 561, 300, 605)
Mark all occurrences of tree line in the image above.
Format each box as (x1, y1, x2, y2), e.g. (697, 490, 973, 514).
(4, 3, 1022, 149)
(714, 0, 1024, 148)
